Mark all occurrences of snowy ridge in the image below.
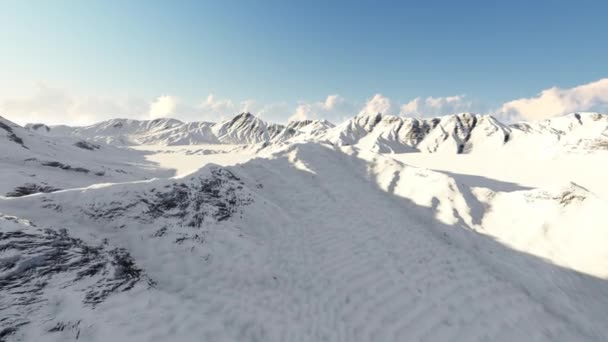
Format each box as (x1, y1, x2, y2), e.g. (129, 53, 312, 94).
(27, 112, 608, 155)
(28, 118, 184, 145)
(29, 113, 335, 146)
(211, 112, 278, 144)
(136, 121, 219, 145)
(319, 112, 608, 154)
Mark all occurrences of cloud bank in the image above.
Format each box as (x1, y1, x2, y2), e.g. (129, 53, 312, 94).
(496, 78, 608, 121)
(400, 95, 473, 117)
(289, 95, 353, 122)
(0, 84, 150, 126)
(2, 79, 607, 126)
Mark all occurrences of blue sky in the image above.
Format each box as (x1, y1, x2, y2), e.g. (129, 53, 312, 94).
(1, 0, 607, 125)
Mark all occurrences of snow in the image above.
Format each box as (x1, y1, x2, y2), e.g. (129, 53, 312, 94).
(391, 142, 608, 199)
(129, 144, 258, 177)
(1, 112, 608, 341)
(0, 116, 173, 196)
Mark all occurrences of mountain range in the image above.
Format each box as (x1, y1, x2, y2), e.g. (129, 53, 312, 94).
(25, 111, 608, 154)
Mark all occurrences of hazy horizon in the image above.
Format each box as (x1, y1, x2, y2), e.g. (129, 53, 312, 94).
(1, 1, 608, 126)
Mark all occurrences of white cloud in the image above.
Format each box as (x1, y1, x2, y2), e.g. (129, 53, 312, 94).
(149, 95, 179, 119)
(6, 79, 606, 127)
(497, 78, 608, 121)
(359, 94, 393, 116)
(199, 94, 235, 120)
(239, 99, 257, 115)
(0, 83, 148, 126)
(0, 87, 242, 126)
(198, 94, 274, 122)
(254, 102, 290, 123)
(400, 95, 473, 117)
(289, 94, 350, 122)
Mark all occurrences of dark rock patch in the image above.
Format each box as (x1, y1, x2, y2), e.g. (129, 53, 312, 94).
(74, 141, 100, 150)
(83, 167, 253, 244)
(457, 144, 465, 154)
(5, 183, 61, 197)
(41, 161, 90, 173)
(29, 123, 50, 132)
(0, 121, 28, 149)
(0, 224, 148, 340)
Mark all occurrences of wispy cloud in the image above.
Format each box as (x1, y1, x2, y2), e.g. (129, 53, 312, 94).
(0, 87, 261, 125)
(0, 83, 148, 126)
(400, 95, 473, 117)
(199, 95, 290, 123)
(289, 95, 353, 122)
(198, 94, 238, 121)
(3, 79, 607, 126)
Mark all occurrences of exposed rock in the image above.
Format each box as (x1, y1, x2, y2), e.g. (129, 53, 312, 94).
(0, 120, 28, 149)
(74, 140, 100, 150)
(5, 183, 61, 197)
(0, 216, 148, 340)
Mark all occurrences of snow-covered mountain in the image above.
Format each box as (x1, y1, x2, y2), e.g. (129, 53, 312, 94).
(211, 112, 277, 144)
(318, 111, 608, 154)
(2, 111, 608, 341)
(27, 112, 608, 156)
(28, 118, 184, 145)
(136, 121, 219, 145)
(28, 113, 335, 146)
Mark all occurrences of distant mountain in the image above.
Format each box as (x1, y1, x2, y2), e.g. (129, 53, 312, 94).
(212, 112, 279, 144)
(24, 112, 608, 154)
(27, 118, 184, 145)
(318, 112, 608, 154)
(26, 113, 337, 146)
(136, 121, 219, 145)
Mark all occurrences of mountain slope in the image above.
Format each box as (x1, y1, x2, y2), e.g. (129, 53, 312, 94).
(1, 142, 606, 341)
(136, 121, 219, 145)
(0, 116, 172, 197)
(211, 112, 274, 144)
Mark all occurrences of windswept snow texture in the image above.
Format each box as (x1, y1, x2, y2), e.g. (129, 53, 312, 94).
(1, 111, 607, 341)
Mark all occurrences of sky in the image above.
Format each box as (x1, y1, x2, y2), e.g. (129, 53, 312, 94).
(0, 0, 607, 125)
